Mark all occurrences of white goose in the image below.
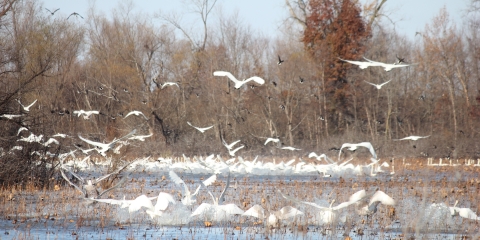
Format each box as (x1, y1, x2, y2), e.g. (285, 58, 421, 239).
(92, 194, 158, 211)
(364, 79, 392, 89)
(338, 142, 377, 161)
(243, 204, 304, 227)
(280, 146, 301, 151)
(213, 71, 265, 89)
(59, 165, 130, 200)
(60, 161, 132, 198)
(78, 129, 136, 157)
(187, 122, 213, 133)
(1, 114, 23, 119)
(363, 56, 414, 72)
(17, 99, 37, 112)
(126, 192, 176, 218)
(338, 57, 380, 69)
(308, 152, 335, 164)
(190, 172, 244, 221)
(449, 200, 480, 220)
(128, 133, 153, 141)
(123, 110, 148, 120)
(161, 82, 179, 89)
(222, 139, 241, 151)
(73, 110, 100, 119)
(264, 138, 280, 145)
(228, 145, 244, 156)
(279, 189, 363, 224)
(169, 170, 216, 206)
(393, 135, 430, 141)
(353, 189, 395, 216)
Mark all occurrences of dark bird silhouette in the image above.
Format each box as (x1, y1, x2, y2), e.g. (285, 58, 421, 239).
(45, 8, 60, 15)
(272, 81, 277, 87)
(395, 54, 405, 64)
(277, 55, 284, 65)
(67, 12, 84, 20)
(299, 77, 305, 83)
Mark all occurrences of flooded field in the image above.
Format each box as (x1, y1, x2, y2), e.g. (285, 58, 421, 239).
(0, 156, 479, 239)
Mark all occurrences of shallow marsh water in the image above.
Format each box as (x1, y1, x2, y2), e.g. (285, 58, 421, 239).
(0, 156, 479, 239)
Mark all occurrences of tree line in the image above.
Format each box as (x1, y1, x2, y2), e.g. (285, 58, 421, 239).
(0, 0, 479, 186)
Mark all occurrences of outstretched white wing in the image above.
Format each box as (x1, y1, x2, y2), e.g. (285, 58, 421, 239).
(243, 204, 265, 219)
(213, 71, 238, 82)
(369, 191, 395, 206)
(154, 192, 176, 212)
(244, 76, 265, 85)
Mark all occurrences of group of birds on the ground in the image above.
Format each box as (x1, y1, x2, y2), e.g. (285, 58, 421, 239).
(58, 158, 480, 228)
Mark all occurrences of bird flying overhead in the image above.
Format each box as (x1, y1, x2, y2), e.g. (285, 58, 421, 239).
(364, 79, 392, 89)
(169, 170, 216, 206)
(393, 135, 430, 141)
(67, 12, 83, 19)
(363, 56, 414, 72)
(277, 55, 285, 65)
(187, 121, 214, 133)
(161, 82, 180, 89)
(17, 99, 37, 112)
(264, 137, 280, 146)
(45, 8, 59, 15)
(213, 71, 265, 89)
(73, 110, 99, 119)
(78, 129, 136, 156)
(338, 142, 377, 161)
(338, 57, 380, 69)
(124, 110, 148, 120)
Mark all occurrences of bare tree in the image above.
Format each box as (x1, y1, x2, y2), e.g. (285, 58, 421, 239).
(159, 0, 218, 51)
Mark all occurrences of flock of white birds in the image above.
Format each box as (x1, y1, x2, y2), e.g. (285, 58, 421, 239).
(4, 66, 480, 231)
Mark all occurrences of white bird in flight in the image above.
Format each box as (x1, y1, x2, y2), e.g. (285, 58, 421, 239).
(393, 135, 430, 141)
(169, 170, 216, 206)
(279, 189, 363, 224)
(243, 204, 303, 227)
(123, 110, 148, 120)
(353, 190, 395, 216)
(92, 194, 158, 211)
(126, 192, 176, 219)
(187, 122, 213, 133)
(128, 133, 153, 141)
(222, 139, 241, 150)
(17, 127, 29, 136)
(280, 146, 301, 151)
(52, 133, 68, 138)
(338, 142, 377, 161)
(364, 79, 392, 89)
(18, 133, 43, 143)
(449, 200, 480, 220)
(59, 165, 129, 200)
(190, 172, 244, 221)
(363, 56, 414, 72)
(1, 114, 23, 119)
(161, 82, 179, 89)
(308, 152, 335, 164)
(264, 137, 280, 145)
(73, 110, 100, 119)
(213, 71, 265, 89)
(43, 138, 59, 147)
(228, 145, 244, 156)
(338, 57, 380, 69)
(78, 129, 136, 156)
(17, 99, 37, 112)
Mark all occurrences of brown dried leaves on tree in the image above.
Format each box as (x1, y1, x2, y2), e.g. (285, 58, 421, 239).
(302, 0, 370, 114)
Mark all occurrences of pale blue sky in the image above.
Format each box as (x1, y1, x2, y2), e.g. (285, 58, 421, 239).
(41, 0, 468, 39)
